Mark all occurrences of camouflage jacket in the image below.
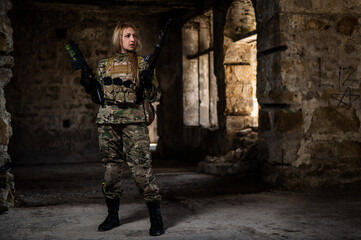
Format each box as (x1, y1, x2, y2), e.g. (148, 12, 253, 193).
(96, 52, 159, 124)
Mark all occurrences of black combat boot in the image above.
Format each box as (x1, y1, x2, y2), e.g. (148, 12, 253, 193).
(146, 200, 165, 236)
(98, 198, 120, 231)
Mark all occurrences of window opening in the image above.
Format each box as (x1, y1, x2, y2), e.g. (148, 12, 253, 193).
(182, 11, 218, 128)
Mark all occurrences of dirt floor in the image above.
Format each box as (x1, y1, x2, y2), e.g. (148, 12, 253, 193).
(1, 161, 361, 240)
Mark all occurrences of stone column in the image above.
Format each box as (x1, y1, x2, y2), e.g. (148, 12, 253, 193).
(0, 0, 15, 211)
(257, 0, 361, 188)
(224, 40, 257, 141)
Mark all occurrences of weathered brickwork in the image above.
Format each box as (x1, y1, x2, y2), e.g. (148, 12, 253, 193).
(0, 0, 14, 210)
(257, 0, 361, 188)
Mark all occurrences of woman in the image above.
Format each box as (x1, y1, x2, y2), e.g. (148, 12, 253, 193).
(95, 22, 164, 236)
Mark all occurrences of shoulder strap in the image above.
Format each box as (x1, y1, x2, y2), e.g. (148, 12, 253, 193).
(137, 56, 143, 65)
(105, 57, 114, 73)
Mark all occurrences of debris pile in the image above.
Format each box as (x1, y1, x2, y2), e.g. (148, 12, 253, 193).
(197, 128, 259, 176)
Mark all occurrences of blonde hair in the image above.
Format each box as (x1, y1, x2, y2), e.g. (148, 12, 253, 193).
(112, 22, 142, 86)
(112, 22, 142, 53)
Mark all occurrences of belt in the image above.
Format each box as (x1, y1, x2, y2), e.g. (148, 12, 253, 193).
(106, 102, 139, 108)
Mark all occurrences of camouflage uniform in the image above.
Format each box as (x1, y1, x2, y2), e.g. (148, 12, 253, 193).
(96, 52, 161, 202)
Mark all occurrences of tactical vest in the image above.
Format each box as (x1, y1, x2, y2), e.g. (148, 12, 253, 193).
(102, 55, 142, 105)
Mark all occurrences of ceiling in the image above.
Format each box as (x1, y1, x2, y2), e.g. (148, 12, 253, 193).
(12, 0, 204, 15)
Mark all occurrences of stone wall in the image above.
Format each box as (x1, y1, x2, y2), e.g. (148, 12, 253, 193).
(257, 0, 361, 188)
(6, 5, 165, 164)
(0, 0, 15, 210)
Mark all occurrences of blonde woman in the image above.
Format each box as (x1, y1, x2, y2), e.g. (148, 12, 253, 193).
(95, 22, 164, 236)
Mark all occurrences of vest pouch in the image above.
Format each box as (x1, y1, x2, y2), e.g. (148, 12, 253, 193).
(125, 92, 136, 103)
(103, 84, 114, 102)
(114, 85, 125, 103)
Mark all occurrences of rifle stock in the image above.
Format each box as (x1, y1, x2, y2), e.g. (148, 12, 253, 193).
(65, 39, 104, 106)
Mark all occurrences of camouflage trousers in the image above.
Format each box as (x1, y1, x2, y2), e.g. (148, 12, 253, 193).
(97, 123, 161, 202)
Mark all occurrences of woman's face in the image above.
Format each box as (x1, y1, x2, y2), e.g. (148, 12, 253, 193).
(121, 27, 137, 53)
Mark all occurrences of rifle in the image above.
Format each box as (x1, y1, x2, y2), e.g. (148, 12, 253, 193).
(138, 19, 172, 101)
(65, 39, 104, 106)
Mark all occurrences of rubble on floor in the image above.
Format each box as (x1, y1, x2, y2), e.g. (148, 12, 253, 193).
(0, 161, 15, 213)
(197, 127, 259, 176)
